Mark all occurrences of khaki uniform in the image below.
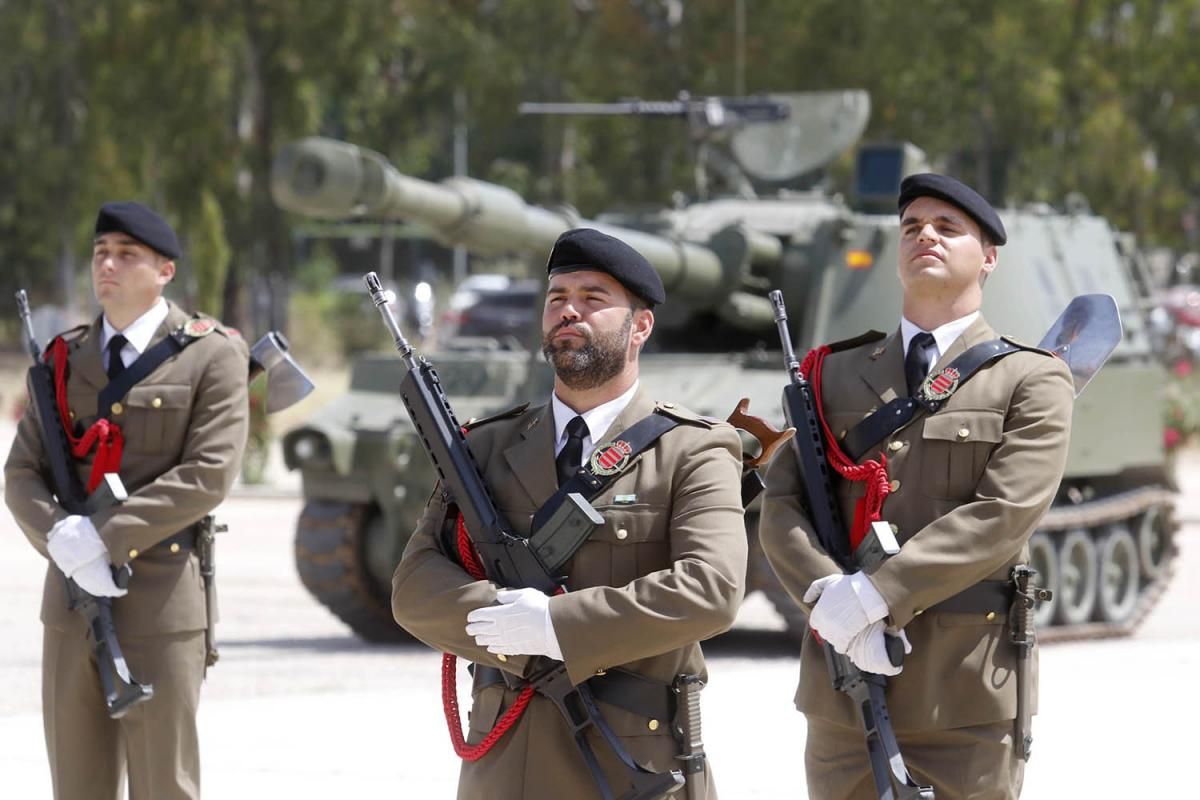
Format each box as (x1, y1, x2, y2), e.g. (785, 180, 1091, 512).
(760, 316, 1074, 800)
(5, 302, 249, 799)
(392, 388, 747, 800)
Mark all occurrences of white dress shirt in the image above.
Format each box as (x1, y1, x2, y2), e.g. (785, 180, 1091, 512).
(551, 381, 640, 468)
(899, 311, 979, 377)
(101, 297, 169, 372)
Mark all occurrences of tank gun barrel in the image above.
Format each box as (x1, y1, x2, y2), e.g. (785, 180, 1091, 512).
(518, 94, 790, 129)
(272, 137, 777, 329)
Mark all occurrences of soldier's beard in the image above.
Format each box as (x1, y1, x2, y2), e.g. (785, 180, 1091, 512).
(541, 312, 633, 390)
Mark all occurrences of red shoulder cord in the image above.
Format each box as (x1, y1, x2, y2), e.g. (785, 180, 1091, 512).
(440, 437, 536, 760)
(47, 337, 124, 493)
(801, 346, 892, 550)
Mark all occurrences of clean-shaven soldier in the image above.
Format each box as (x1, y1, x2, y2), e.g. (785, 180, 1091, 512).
(5, 202, 249, 799)
(393, 228, 747, 799)
(759, 175, 1074, 799)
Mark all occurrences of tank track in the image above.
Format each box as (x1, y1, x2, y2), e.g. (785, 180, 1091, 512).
(294, 500, 411, 643)
(1036, 486, 1178, 644)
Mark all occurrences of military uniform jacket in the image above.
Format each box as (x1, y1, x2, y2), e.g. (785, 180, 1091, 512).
(760, 315, 1074, 731)
(4, 301, 250, 637)
(392, 387, 747, 800)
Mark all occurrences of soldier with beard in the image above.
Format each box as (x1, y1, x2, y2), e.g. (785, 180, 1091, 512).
(392, 227, 747, 800)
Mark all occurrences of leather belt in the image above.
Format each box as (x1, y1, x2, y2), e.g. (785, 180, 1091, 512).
(153, 528, 199, 553)
(473, 665, 674, 722)
(930, 580, 1013, 616)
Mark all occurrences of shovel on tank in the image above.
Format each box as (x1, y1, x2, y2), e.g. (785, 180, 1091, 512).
(1037, 293, 1123, 397)
(249, 331, 315, 413)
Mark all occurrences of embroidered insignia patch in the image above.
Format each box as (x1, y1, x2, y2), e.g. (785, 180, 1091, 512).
(183, 318, 216, 337)
(921, 367, 961, 402)
(590, 440, 633, 476)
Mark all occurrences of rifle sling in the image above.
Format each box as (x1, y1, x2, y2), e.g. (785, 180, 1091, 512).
(528, 411, 680, 571)
(843, 338, 1023, 462)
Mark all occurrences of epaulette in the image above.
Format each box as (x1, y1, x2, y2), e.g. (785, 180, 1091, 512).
(1000, 334, 1056, 358)
(654, 401, 714, 428)
(463, 402, 530, 432)
(44, 324, 90, 358)
(825, 329, 887, 355)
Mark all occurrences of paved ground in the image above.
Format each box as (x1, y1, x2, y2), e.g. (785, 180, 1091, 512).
(0, 447, 1195, 797)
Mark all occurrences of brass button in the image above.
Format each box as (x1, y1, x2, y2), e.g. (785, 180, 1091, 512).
(169, 543, 181, 554)
(957, 427, 970, 439)
(889, 523, 899, 535)
(615, 528, 629, 541)
(68, 410, 76, 420)
(986, 611, 996, 621)
(914, 608, 924, 616)
(888, 440, 903, 452)
(152, 397, 163, 409)
(888, 479, 901, 492)
(496, 654, 508, 663)
(111, 402, 124, 416)
(839, 430, 847, 440)
(128, 548, 138, 559)
(662, 402, 675, 409)
(647, 719, 660, 732)
(595, 669, 607, 676)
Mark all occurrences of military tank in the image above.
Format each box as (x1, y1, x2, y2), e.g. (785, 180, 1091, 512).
(273, 90, 1176, 644)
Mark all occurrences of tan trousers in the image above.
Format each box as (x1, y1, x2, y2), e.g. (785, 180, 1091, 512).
(42, 626, 206, 800)
(805, 717, 1024, 800)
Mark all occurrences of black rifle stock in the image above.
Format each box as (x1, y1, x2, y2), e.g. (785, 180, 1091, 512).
(769, 290, 932, 800)
(15, 290, 154, 718)
(365, 273, 683, 800)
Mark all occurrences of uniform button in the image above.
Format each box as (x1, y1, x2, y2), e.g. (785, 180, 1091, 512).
(838, 430, 847, 440)
(128, 548, 138, 559)
(595, 668, 607, 676)
(68, 410, 76, 420)
(889, 479, 901, 492)
(889, 523, 899, 535)
(111, 402, 124, 416)
(496, 654, 508, 663)
(170, 543, 181, 554)
(662, 402, 675, 409)
(647, 719, 660, 732)
(615, 528, 629, 540)
(914, 608, 924, 616)
(957, 428, 970, 439)
(986, 611, 997, 621)
(152, 397, 163, 409)
(888, 440, 904, 452)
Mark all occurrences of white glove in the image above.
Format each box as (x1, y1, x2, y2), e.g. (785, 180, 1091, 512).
(70, 556, 127, 597)
(845, 620, 912, 676)
(465, 588, 563, 660)
(47, 516, 108, 577)
(804, 571, 889, 654)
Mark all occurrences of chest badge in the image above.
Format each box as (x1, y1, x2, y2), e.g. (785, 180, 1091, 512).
(921, 366, 961, 402)
(183, 318, 216, 338)
(590, 440, 633, 475)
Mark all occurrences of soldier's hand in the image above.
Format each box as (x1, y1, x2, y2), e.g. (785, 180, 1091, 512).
(71, 556, 128, 598)
(805, 571, 889, 653)
(46, 515, 108, 576)
(845, 620, 911, 676)
(465, 588, 563, 660)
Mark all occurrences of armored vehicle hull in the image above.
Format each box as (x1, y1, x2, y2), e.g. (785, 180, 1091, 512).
(276, 120, 1175, 644)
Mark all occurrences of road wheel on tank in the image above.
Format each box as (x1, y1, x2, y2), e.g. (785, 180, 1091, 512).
(1136, 505, 1173, 581)
(747, 517, 808, 644)
(1096, 523, 1140, 624)
(1026, 531, 1059, 629)
(1054, 528, 1099, 625)
(294, 501, 411, 643)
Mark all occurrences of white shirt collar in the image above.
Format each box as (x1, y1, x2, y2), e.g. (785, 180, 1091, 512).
(551, 381, 640, 464)
(102, 297, 169, 364)
(900, 310, 979, 365)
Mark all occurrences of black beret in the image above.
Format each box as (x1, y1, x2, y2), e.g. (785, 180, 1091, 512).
(546, 228, 666, 307)
(898, 173, 1007, 246)
(94, 201, 181, 259)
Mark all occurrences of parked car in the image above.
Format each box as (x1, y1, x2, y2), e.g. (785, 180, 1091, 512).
(439, 277, 541, 346)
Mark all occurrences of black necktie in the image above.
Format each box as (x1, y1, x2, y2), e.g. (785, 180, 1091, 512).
(105, 334, 128, 380)
(904, 331, 935, 397)
(556, 416, 589, 487)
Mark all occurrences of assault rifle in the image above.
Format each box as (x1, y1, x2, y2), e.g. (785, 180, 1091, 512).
(14, 290, 154, 718)
(770, 290, 933, 800)
(365, 273, 683, 800)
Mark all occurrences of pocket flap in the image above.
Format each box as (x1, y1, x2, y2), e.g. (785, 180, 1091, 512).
(922, 409, 1004, 444)
(125, 384, 191, 410)
(589, 507, 667, 543)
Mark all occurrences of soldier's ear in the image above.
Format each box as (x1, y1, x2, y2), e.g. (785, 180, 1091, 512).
(158, 259, 176, 286)
(980, 245, 998, 282)
(630, 308, 654, 348)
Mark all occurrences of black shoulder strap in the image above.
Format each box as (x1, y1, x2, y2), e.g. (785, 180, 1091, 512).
(528, 411, 680, 567)
(98, 327, 204, 418)
(842, 338, 1022, 461)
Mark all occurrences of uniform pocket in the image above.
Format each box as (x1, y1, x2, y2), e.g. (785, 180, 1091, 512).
(919, 409, 1004, 499)
(590, 506, 668, 588)
(122, 384, 192, 455)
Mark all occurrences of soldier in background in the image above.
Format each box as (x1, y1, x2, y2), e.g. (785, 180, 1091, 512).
(760, 175, 1074, 799)
(5, 202, 249, 799)
(392, 228, 747, 799)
